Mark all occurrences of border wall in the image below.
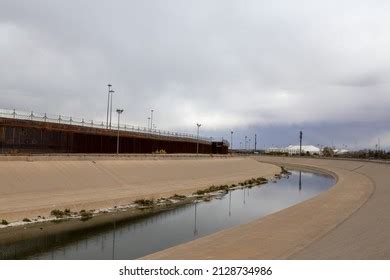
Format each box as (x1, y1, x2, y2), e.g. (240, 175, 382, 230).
(0, 117, 228, 154)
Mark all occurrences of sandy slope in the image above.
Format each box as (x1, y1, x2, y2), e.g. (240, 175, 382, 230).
(0, 156, 280, 222)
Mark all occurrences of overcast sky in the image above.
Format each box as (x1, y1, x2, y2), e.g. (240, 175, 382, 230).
(1, 0, 389, 149)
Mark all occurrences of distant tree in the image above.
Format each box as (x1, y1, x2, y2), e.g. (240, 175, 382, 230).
(322, 147, 334, 157)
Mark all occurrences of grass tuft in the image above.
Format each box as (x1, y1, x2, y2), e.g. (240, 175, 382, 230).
(169, 194, 187, 200)
(134, 199, 155, 207)
(79, 210, 93, 221)
(194, 176, 268, 196)
(50, 209, 65, 218)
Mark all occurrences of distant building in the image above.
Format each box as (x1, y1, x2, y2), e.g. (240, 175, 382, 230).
(333, 149, 349, 155)
(266, 145, 320, 155)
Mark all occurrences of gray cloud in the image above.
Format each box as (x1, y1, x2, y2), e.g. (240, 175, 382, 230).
(1, 0, 390, 149)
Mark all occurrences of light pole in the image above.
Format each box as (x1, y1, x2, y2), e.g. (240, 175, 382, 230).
(299, 131, 303, 156)
(230, 131, 233, 150)
(116, 109, 124, 154)
(147, 117, 150, 130)
(150, 109, 154, 131)
(196, 123, 201, 156)
(255, 134, 257, 151)
(106, 84, 112, 129)
(109, 90, 115, 129)
(245, 136, 247, 150)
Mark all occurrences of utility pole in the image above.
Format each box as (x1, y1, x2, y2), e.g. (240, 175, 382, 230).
(196, 123, 201, 155)
(116, 109, 124, 154)
(106, 84, 112, 129)
(299, 131, 303, 156)
(230, 131, 233, 150)
(255, 134, 257, 151)
(109, 89, 115, 129)
(150, 109, 154, 131)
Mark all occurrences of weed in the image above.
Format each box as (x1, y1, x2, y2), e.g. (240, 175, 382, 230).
(193, 176, 268, 196)
(79, 210, 93, 221)
(194, 184, 230, 195)
(50, 209, 65, 218)
(22, 218, 31, 223)
(1, 219, 9, 225)
(153, 149, 167, 154)
(170, 194, 187, 200)
(134, 199, 155, 207)
(281, 166, 291, 175)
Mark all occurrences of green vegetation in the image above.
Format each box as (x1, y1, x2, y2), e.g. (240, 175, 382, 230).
(169, 194, 187, 200)
(194, 177, 268, 196)
(153, 149, 167, 154)
(194, 184, 230, 195)
(238, 177, 268, 186)
(22, 218, 31, 223)
(50, 209, 65, 218)
(79, 210, 93, 221)
(1, 219, 9, 225)
(134, 199, 155, 207)
(280, 166, 291, 175)
(50, 208, 73, 219)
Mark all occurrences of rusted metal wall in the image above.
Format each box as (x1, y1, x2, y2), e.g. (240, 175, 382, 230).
(0, 118, 218, 154)
(212, 141, 229, 154)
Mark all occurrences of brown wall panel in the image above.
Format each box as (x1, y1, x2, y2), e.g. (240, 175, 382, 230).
(0, 118, 223, 154)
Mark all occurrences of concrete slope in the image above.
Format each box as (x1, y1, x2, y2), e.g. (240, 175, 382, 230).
(144, 157, 377, 259)
(289, 160, 390, 259)
(0, 157, 279, 222)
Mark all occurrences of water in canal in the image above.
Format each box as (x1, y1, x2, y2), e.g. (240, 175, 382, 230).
(1, 170, 335, 260)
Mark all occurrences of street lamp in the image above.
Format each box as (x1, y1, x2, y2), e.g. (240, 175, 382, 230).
(147, 117, 150, 130)
(299, 131, 303, 156)
(116, 109, 124, 154)
(255, 134, 257, 151)
(196, 123, 201, 156)
(230, 131, 233, 150)
(150, 109, 154, 130)
(245, 136, 247, 150)
(109, 89, 115, 129)
(106, 84, 112, 129)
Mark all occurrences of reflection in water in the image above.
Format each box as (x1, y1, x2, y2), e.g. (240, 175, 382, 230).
(112, 222, 116, 260)
(193, 202, 198, 236)
(229, 191, 232, 217)
(299, 171, 302, 192)
(0, 170, 335, 260)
